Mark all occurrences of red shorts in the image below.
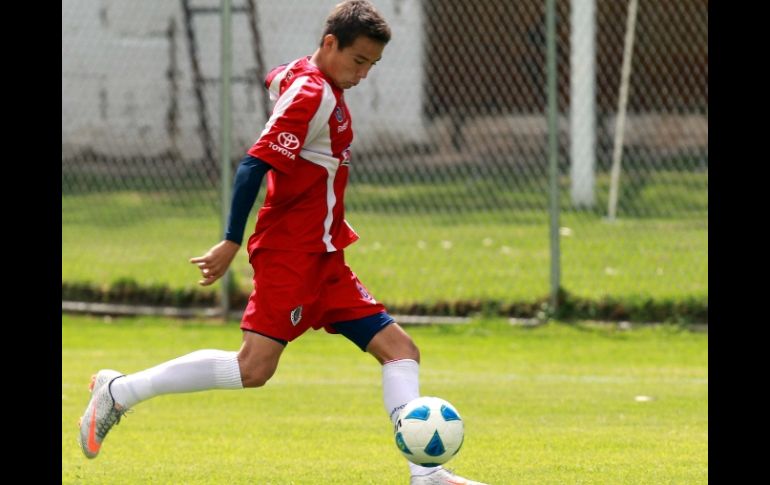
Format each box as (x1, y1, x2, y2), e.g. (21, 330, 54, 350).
(240, 248, 387, 342)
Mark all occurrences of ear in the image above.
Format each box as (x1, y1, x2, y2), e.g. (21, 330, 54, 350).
(321, 34, 338, 50)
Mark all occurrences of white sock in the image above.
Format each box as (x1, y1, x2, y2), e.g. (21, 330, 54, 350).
(109, 349, 243, 408)
(382, 358, 441, 477)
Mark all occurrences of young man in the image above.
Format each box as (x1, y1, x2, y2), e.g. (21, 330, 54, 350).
(78, 2, 486, 484)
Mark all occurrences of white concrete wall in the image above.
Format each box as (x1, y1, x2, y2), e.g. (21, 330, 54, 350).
(62, 0, 425, 160)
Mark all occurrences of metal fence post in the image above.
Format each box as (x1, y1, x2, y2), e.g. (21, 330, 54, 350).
(219, 0, 232, 321)
(546, 0, 561, 315)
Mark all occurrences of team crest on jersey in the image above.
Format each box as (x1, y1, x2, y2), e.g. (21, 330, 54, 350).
(335, 106, 345, 122)
(290, 305, 303, 326)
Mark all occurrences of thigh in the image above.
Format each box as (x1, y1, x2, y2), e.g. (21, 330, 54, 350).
(330, 311, 395, 352)
(317, 251, 388, 326)
(240, 249, 323, 342)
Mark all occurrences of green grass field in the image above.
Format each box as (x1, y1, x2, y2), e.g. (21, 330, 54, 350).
(62, 171, 707, 305)
(62, 315, 708, 484)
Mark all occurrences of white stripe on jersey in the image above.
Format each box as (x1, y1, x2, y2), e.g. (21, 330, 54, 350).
(267, 59, 301, 101)
(304, 82, 336, 158)
(262, 72, 343, 252)
(301, 81, 339, 252)
(257, 75, 311, 142)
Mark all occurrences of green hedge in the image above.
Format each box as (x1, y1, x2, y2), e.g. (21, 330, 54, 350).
(62, 281, 707, 324)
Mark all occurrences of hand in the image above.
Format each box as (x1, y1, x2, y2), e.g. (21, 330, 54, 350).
(189, 240, 241, 286)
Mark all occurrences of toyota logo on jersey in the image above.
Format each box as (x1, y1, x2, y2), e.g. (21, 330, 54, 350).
(278, 132, 300, 150)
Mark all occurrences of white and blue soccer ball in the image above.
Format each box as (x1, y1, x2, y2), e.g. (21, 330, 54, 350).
(394, 396, 464, 466)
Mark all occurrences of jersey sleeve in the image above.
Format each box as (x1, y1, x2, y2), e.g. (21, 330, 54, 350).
(264, 63, 288, 102)
(247, 76, 324, 174)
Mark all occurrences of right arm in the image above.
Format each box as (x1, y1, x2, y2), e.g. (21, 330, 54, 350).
(189, 155, 272, 286)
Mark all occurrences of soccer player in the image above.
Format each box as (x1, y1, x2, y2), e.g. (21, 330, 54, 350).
(78, 2, 486, 484)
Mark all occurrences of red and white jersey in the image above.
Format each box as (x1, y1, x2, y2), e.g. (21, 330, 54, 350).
(246, 57, 358, 255)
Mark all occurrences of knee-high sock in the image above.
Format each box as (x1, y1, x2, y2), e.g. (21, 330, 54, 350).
(382, 359, 441, 477)
(109, 349, 243, 409)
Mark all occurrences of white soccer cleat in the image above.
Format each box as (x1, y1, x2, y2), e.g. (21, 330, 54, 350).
(410, 468, 489, 485)
(77, 369, 128, 459)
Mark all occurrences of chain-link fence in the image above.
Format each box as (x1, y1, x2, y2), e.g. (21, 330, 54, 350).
(62, 0, 707, 320)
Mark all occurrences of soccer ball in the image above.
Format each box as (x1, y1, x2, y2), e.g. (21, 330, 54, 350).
(394, 396, 464, 466)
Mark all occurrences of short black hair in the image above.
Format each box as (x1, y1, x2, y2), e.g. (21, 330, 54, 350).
(320, 0, 391, 50)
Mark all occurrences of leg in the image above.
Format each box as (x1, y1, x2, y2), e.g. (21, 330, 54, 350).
(322, 257, 470, 481)
(329, 316, 421, 425)
(110, 330, 284, 406)
(237, 330, 286, 387)
(364, 323, 446, 478)
(79, 330, 284, 459)
(368, 324, 489, 485)
(365, 321, 420, 364)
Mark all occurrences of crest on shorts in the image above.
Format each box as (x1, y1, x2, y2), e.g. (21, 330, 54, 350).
(356, 282, 373, 301)
(290, 305, 303, 326)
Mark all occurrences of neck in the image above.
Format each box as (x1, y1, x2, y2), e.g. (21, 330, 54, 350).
(309, 48, 322, 69)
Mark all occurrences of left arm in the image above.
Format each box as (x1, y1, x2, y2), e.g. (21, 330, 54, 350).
(189, 155, 272, 286)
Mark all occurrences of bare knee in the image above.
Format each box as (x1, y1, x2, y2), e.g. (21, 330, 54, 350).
(397, 337, 420, 362)
(367, 323, 421, 364)
(237, 332, 285, 388)
(239, 363, 276, 388)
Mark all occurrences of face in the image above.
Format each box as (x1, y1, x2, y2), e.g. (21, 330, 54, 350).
(321, 34, 385, 89)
